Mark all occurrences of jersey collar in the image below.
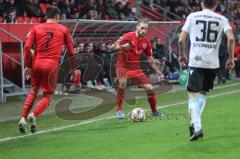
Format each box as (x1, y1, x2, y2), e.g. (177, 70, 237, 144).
(203, 8, 214, 12)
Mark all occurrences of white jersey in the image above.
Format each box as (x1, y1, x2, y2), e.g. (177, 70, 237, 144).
(182, 9, 232, 68)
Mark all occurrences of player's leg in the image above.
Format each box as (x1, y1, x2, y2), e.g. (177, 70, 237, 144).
(28, 65, 57, 133)
(187, 67, 203, 141)
(116, 78, 127, 110)
(28, 93, 53, 133)
(116, 78, 127, 119)
(188, 92, 203, 141)
(115, 67, 127, 119)
(32, 93, 52, 118)
(19, 69, 40, 134)
(19, 87, 39, 134)
(136, 73, 160, 116)
(21, 86, 39, 119)
(198, 68, 216, 118)
(139, 83, 161, 116)
(199, 91, 206, 115)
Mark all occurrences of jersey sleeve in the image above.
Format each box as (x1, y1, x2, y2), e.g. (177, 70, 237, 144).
(223, 18, 232, 33)
(64, 28, 76, 70)
(145, 38, 153, 56)
(182, 14, 191, 33)
(115, 33, 129, 45)
(64, 28, 74, 56)
(24, 27, 36, 68)
(234, 47, 240, 58)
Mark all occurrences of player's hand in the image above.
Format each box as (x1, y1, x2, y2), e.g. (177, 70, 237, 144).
(156, 71, 164, 83)
(121, 43, 131, 49)
(155, 59, 161, 65)
(120, 39, 132, 49)
(225, 59, 235, 72)
(24, 67, 32, 80)
(178, 56, 187, 67)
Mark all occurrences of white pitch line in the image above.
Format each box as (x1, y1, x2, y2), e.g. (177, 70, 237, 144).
(0, 88, 240, 143)
(214, 83, 239, 90)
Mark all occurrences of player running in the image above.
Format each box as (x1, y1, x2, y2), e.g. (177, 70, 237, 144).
(110, 18, 163, 119)
(18, 6, 77, 134)
(178, 0, 235, 141)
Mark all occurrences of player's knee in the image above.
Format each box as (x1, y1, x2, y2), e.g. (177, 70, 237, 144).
(188, 92, 199, 99)
(199, 91, 206, 95)
(119, 80, 127, 89)
(146, 89, 155, 96)
(119, 82, 127, 89)
(142, 84, 153, 90)
(43, 92, 53, 101)
(31, 87, 39, 94)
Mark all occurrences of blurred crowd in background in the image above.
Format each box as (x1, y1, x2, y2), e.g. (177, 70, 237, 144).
(1, 0, 240, 94)
(144, 0, 240, 21)
(0, 0, 137, 23)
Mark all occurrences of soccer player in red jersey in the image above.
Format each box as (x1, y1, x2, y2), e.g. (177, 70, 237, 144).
(111, 18, 163, 119)
(18, 6, 77, 133)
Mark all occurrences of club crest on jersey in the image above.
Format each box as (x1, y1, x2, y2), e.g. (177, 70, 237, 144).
(142, 43, 147, 49)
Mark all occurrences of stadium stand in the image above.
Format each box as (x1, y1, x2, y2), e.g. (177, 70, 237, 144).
(1, 0, 240, 102)
(0, 0, 137, 22)
(30, 17, 40, 23)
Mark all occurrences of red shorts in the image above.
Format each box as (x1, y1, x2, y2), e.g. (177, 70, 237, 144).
(31, 60, 58, 94)
(115, 67, 150, 85)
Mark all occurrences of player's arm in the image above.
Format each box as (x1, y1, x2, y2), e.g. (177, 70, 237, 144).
(178, 31, 188, 67)
(65, 28, 76, 69)
(178, 14, 191, 67)
(225, 29, 235, 71)
(145, 40, 163, 77)
(64, 28, 79, 77)
(24, 28, 35, 68)
(147, 56, 163, 76)
(24, 27, 36, 79)
(110, 34, 131, 51)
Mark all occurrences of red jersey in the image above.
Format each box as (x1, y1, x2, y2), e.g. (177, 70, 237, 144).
(234, 46, 240, 59)
(24, 22, 75, 68)
(115, 32, 153, 69)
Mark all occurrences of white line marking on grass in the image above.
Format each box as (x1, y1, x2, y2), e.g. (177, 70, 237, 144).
(0, 116, 115, 143)
(0, 89, 240, 143)
(160, 89, 240, 109)
(214, 83, 239, 90)
(164, 82, 239, 95)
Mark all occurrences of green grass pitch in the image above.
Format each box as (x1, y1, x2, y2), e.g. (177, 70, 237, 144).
(0, 82, 240, 159)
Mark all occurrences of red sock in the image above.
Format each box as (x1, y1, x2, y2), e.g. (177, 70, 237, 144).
(116, 87, 125, 110)
(74, 72, 81, 86)
(77, 73, 81, 85)
(33, 96, 51, 117)
(147, 90, 157, 113)
(22, 92, 37, 119)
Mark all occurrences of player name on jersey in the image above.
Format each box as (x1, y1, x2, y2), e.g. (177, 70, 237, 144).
(193, 14, 222, 21)
(193, 43, 217, 49)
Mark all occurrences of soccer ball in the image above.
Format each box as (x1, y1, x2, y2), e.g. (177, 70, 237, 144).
(130, 108, 147, 122)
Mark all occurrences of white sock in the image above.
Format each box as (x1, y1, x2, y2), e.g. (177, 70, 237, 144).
(198, 94, 206, 116)
(188, 98, 201, 132)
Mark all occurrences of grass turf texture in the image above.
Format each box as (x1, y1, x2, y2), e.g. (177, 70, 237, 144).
(0, 82, 240, 159)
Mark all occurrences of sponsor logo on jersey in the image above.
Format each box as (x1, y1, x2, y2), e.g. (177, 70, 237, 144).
(142, 43, 147, 49)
